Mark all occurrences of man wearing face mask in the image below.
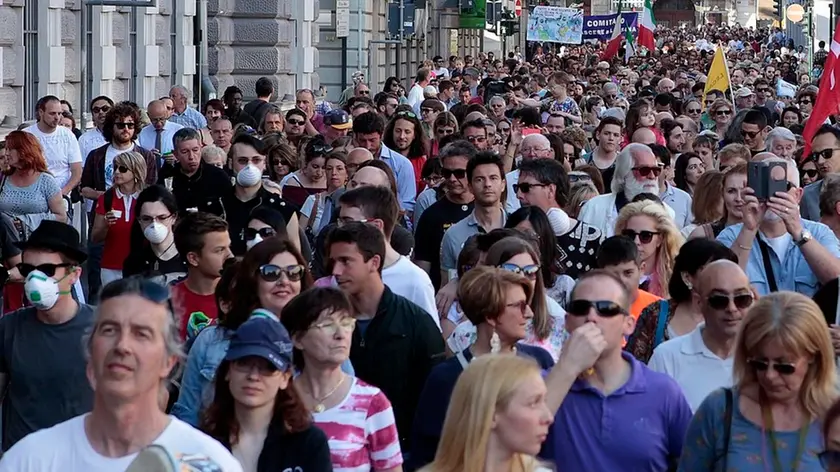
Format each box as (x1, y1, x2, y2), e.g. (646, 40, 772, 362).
(718, 155, 840, 297)
(222, 134, 300, 256)
(0, 221, 94, 451)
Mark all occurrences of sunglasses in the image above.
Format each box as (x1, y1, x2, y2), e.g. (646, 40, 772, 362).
(437, 128, 456, 136)
(258, 263, 305, 282)
(287, 118, 305, 126)
(631, 166, 663, 178)
(802, 168, 819, 178)
(706, 293, 754, 310)
(358, 90, 370, 95)
(799, 100, 812, 105)
(513, 182, 547, 194)
(740, 129, 760, 139)
(244, 227, 276, 241)
(687, 108, 701, 114)
(569, 173, 592, 183)
(396, 110, 418, 119)
(310, 144, 334, 155)
(716, 110, 732, 116)
(115, 122, 136, 130)
(621, 229, 660, 244)
(498, 263, 541, 279)
(114, 165, 129, 174)
(17, 262, 74, 278)
(566, 299, 626, 317)
(466, 135, 487, 143)
(92, 106, 111, 114)
(808, 148, 840, 162)
(441, 168, 467, 179)
(747, 358, 797, 375)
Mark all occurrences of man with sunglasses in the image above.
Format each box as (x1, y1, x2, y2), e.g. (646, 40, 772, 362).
(801, 125, 840, 221)
(648, 260, 753, 412)
(595, 236, 659, 320)
(0, 221, 94, 452)
(719, 155, 840, 297)
(544, 269, 691, 471)
(739, 109, 770, 156)
(78, 96, 114, 167)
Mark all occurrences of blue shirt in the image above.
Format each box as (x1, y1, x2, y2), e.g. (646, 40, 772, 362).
(543, 352, 692, 471)
(137, 120, 184, 156)
(660, 183, 693, 229)
(169, 106, 207, 129)
(716, 219, 840, 297)
(378, 144, 417, 213)
(678, 388, 823, 472)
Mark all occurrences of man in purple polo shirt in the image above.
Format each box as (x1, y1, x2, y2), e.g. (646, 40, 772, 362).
(543, 270, 692, 471)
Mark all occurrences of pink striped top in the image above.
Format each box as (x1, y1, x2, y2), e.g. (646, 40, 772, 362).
(313, 377, 403, 472)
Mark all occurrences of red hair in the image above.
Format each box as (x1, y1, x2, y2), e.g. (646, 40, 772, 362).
(5, 131, 49, 173)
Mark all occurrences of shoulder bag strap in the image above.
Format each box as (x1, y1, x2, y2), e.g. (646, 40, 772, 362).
(307, 193, 322, 231)
(720, 388, 734, 472)
(653, 299, 670, 348)
(455, 350, 470, 369)
(756, 237, 779, 292)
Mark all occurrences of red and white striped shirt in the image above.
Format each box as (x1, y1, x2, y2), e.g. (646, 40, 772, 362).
(313, 377, 403, 472)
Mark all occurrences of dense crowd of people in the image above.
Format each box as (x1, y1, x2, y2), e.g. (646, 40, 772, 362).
(4, 19, 840, 472)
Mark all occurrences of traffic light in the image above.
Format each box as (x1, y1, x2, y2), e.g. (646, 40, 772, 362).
(772, 0, 782, 18)
(804, 4, 812, 34)
(500, 9, 519, 36)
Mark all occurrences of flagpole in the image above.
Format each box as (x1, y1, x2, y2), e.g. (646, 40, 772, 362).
(721, 42, 736, 114)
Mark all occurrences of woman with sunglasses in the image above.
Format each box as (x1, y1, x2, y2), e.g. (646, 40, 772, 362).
(708, 99, 734, 138)
(614, 200, 683, 298)
(280, 136, 329, 207)
(801, 159, 820, 187)
(410, 267, 555, 469)
(798, 90, 817, 119)
(684, 98, 703, 128)
(678, 292, 836, 472)
(431, 112, 459, 158)
(201, 316, 333, 471)
(283, 287, 403, 472)
(448, 237, 567, 361)
(122, 185, 187, 284)
(91, 151, 147, 285)
(627, 238, 738, 363)
(244, 206, 290, 251)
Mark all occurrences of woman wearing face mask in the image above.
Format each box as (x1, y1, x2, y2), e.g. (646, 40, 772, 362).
(244, 206, 289, 252)
(122, 185, 186, 283)
(299, 151, 347, 233)
(91, 151, 147, 285)
(280, 136, 329, 207)
(410, 267, 554, 470)
(283, 287, 403, 472)
(201, 316, 333, 471)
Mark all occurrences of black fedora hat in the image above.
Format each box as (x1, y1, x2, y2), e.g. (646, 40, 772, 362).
(15, 221, 87, 263)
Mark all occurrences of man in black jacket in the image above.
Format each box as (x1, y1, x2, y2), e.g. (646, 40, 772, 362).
(160, 127, 231, 216)
(327, 222, 444, 451)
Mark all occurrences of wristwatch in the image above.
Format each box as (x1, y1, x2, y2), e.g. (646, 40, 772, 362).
(794, 229, 813, 247)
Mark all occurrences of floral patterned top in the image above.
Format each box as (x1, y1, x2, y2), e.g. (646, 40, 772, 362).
(677, 388, 823, 472)
(626, 298, 678, 364)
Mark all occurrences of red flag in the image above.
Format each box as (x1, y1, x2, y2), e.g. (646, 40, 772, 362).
(803, 19, 840, 158)
(601, 6, 624, 61)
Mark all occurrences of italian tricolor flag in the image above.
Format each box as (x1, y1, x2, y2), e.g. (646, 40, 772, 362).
(638, 0, 656, 51)
(601, 1, 624, 60)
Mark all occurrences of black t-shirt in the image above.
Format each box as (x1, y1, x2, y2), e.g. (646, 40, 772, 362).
(414, 197, 474, 290)
(162, 163, 233, 217)
(218, 422, 332, 472)
(122, 244, 188, 284)
(222, 186, 299, 256)
(242, 99, 272, 130)
(555, 220, 602, 280)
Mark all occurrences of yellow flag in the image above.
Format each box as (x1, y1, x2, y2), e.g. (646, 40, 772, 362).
(703, 46, 731, 109)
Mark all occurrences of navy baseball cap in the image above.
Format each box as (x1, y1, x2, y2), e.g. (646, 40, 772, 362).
(324, 109, 352, 130)
(225, 317, 293, 371)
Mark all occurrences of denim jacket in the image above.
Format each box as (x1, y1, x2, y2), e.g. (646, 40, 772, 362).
(172, 325, 355, 427)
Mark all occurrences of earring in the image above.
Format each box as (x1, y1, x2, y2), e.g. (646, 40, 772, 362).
(490, 330, 501, 354)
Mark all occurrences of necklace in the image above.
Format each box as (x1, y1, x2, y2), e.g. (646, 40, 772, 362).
(309, 374, 346, 413)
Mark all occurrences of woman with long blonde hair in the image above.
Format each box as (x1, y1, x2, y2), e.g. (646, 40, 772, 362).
(678, 292, 837, 471)
(615, 200, 683, 298)
(420, 355, 553, 472)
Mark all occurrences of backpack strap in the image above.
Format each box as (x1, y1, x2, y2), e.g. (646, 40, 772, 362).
(720, 388, 733, 471)
(653, 299, 670, 348)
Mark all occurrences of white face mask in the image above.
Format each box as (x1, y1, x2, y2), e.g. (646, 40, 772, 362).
(236, 164, 262, 187)
(143, 222, 169, 244)
(24, 270, 70, 311)
(245, 234, 263, 251)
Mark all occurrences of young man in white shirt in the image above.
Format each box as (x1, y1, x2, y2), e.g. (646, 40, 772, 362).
(407, 68, 432, 116)
(0, 277, 242, 472)
(24, 95, 83, 198)
(648, 260, 755, 411)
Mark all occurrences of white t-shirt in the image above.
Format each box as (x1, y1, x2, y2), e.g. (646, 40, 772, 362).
(104, 144, 136, 189)
(382, 256, 440, 330)
(0, 414, 243, 472)
(24, 125, 82, 190)
(764, 232, 792, 265)
(407, 84, 426, 115)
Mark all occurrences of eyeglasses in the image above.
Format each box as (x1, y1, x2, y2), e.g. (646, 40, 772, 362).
(17, 262, 74, 278)
(258, 263, 305, 282)
(706, 293, 754, 310)
(621, 229, 660, 244)
(569, 173, 592, 183)
(287, 118, 305, 126)
(808, 148, 840, 162)
(138, 214, 172, 225)
(115, 122, 136, 130)
(566, 299, 627, 317)
(244, 227, 276, 241)
(231, 357, 278, 376)
(631, 166, 663, 178)
(421, 108, 436, 114)
(92, 106, 111, 114)
(150, 117, 167, 124)
(506, 300, 530, 315)
(311, 317, 357, 335)
(466, 135, 487, 143)
(513, 182, 547, 194)
(441, 168, 467, 179)
(740, 129, 760, 139)
(715, 110, 732, 116)
(803, 168, 819, 178)
(747, 358, 797, 375)
(396, 110, 418, 119)
(114, 165, 129, 174)
(499, 263, 541, 279)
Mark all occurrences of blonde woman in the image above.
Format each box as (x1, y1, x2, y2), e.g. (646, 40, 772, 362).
(419, 355, 554, 472)
(682, 170, 724, 239)
(615, 200, 683, 298)
(707, 98, 734, 137)
(678, 292, 837, 471)
(566, 181, 599, 220)
(92, 151, 147, 285)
